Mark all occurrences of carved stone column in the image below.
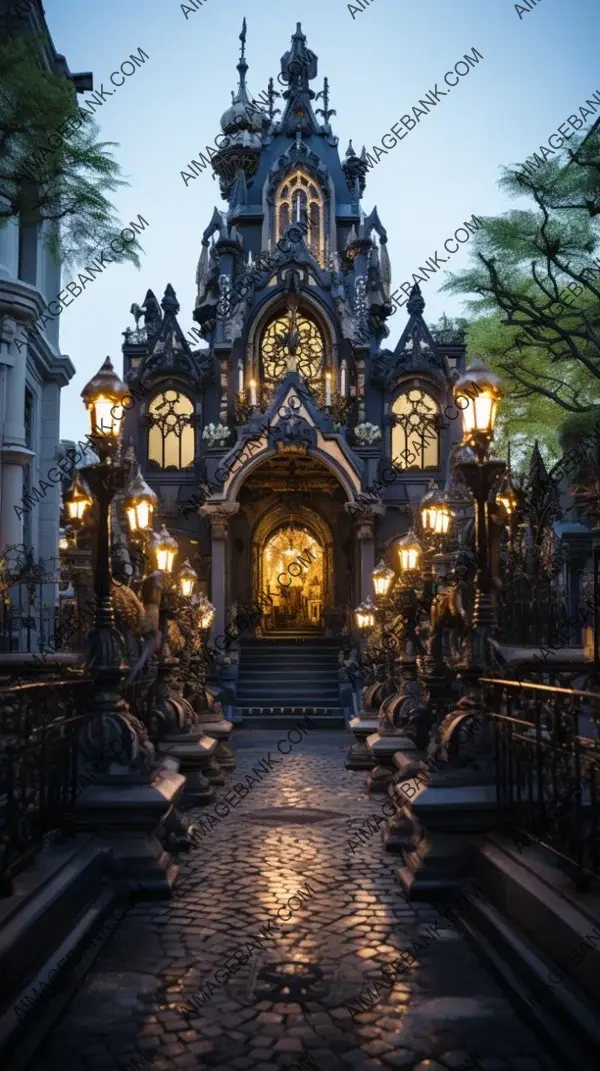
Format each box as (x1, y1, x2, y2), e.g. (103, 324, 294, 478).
(199, 502, 240, 644)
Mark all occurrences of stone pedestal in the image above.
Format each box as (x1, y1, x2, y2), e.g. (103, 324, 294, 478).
(366, 731, 412, 793)
(397, 778, 498, 899)
(196, 719, 236, 770)
(382, 752, 424, 854)
(158, 734, 219, 805)
(159, 732, 223, 795)
(75, 767, 185, 898)
(346, 714, 379, 770)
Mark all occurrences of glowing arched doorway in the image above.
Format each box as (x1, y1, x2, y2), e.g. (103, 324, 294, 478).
(252, 504, 334, 635)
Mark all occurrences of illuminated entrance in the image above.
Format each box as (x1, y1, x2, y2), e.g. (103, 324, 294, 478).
(262, 523, 323, 631)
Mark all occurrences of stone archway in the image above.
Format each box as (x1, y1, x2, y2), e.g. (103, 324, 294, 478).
(252, 504, 334, 634)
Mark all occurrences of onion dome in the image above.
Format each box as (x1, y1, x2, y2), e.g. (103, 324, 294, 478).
(213, 19, 263, 200)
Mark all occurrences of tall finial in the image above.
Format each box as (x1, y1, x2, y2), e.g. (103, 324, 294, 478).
(315, 77, 336, 130)
(266, 76, 281, 124)
(239, 17, 247, 63)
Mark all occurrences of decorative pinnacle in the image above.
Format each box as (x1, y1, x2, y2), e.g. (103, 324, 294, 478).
(407, 283, 425, 316)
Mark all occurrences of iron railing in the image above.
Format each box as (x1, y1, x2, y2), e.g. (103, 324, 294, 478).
(482, 677, 600, 888)
(0, 677, 92, 896)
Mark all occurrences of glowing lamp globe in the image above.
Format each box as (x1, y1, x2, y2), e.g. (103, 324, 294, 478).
(179, 558, 197, 598)
(65, 473, 92, 524)
(152, 524, 178, 574)
(355, 597, 376, 631)
(58, 528, 70, 551)
(197, 594, 215, 630)
(81, 356, 127, 442)
(372, 559, 395, 599)
(453, 356, 503, 443)
(397, 528, 422, 573)
(420, 482, 453, 536)
(124, 466, 158, 533)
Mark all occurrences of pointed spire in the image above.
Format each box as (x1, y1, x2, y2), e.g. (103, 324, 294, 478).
(315, 76, 336, 131)
(407, 283, 425, 316)
(161, 284, 180, 315)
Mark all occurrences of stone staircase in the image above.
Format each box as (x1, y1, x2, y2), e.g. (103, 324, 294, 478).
(234, 636, 348, 728)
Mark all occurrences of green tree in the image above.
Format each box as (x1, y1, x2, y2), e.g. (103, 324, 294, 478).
(442, 123, 600, 467)
(0, 33, 142, 270)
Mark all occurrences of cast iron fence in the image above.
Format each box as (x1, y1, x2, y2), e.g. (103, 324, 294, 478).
(482, 677, 600, 888)
(0, 677, 92, 897)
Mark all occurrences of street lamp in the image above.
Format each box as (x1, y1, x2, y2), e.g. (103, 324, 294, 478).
(197, 594, 216, 630)
(81, 356, 127, 449)
(397, 528, 422, 574)
(179, 559, 197, 599)
(124, 466, 158, 536)
(152, 525, 178, 575)
(65, 472, 92, 526)
(372, 559, 396, 600)
(420, 482, 453, 536)
(454, 356, 502, 458)
(355, 597, 376, 631)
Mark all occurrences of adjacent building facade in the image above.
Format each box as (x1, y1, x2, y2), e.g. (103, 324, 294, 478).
(0, 0, 83, 648)
(121, 22, 467, 652)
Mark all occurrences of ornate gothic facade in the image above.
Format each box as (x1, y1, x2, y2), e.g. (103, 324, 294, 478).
(121, 22, 466, 651)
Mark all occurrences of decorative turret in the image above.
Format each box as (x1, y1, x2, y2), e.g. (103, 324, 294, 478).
(390, 284, 448, 382)
(212, 19, 264, 200)
(342, 141, 369, 196)
(279, 23, 321, 137)
(132, 285, 205, 386)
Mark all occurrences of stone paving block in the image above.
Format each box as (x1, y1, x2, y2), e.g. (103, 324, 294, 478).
(25, 737, 563, 1071)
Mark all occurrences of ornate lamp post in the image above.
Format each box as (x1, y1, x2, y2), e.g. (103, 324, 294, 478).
(452, 357, 505, 673)
(75, 358, 184, 895)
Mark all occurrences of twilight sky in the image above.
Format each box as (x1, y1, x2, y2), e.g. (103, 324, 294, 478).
(43, 0, 600, 442)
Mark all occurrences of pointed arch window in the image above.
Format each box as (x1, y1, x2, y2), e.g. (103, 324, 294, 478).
(275, 169, 324, 266)
(148, 390, 195, 471)
(261, 310, 324, 388)
(391, 389, 440, 470)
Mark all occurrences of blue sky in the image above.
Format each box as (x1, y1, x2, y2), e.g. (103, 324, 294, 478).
(44, 0, 600, 442)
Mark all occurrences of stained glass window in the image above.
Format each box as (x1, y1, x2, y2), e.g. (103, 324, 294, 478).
(148, 391, 195, 471)
(261, 313, 324, 387)
(391, 390, 440, 470)
(275, 169, 324, 264)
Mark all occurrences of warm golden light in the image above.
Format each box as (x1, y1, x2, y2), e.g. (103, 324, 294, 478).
(58, 529, 69, 551)
(454, 356, 503, 442)
(197, 594, 216, 630)
(372, 559, 395, 599)
(124, 466, 158, 533)
(355, 597, 376, 631)
(81, 357, 128, 442)
(397, 528, 422, 573)
(153, 524, 178, 574)
(179, 558, 197, 598)
(65, 473, 92, 524)
(497, 491, 517, 518)
(420, 482, 453, 536)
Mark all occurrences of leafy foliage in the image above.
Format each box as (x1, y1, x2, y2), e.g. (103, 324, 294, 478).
(442, 123, 600, 469)
(0, 34, 142, 270)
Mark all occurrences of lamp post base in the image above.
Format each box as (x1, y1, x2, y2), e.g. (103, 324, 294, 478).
(75, 766, 185, 898)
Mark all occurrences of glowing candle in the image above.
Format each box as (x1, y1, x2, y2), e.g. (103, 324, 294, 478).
(340, 363, 346, 396)
(238, 364, 244, 392)
(325, 372, 332, 406)
(250, 379, 257, 406)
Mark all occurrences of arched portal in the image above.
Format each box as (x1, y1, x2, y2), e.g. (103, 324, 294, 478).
(252, 504, 334, 634)
(225, 450, 355, 638)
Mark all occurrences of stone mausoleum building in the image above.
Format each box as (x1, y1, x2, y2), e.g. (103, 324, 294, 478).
(121, 22, 467, 718)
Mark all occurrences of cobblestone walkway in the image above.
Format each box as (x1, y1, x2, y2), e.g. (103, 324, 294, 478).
(30, 730, 559, 1071)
